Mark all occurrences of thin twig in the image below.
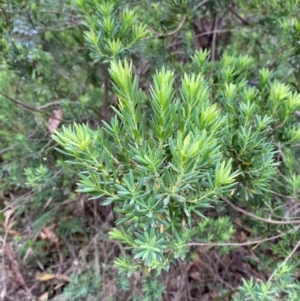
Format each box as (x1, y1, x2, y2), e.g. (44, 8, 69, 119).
(222, 197, 300, 225)
(4, 243, 31, 294)
(0, 5, 9, 24)
(101, 64, 110, 121)
(148, 14, 187, 38)
(37, 100, 63, 110)
(269, 190, 299, 201)
(267, 239, 300, 283)
(0, 91, 66, 122)
(185, 226, 299, 248)
(211, 14, 218, 61)
(169, 28, 254, 48)
(281, 69, 294, 82)
(37, 23, 80, 32)
(202, 252, 235, 290)
(195, 28, 253, 38)
(194, 0, 210, 11)
(178, 260, 191, 301)
(229, 7, 251, 25)
(94, 234, 101, 278)
(39, 10, 77, 17)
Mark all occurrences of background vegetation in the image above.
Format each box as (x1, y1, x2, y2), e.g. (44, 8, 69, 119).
(1, 0, 300, 300)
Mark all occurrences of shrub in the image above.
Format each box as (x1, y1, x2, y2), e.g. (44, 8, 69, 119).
(2, 0, 300, 300)
(53, 50, 300, 283)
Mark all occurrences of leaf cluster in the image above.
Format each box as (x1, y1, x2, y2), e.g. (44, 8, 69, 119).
(75, 0, 149, 62)
(53, 57, 239, 270)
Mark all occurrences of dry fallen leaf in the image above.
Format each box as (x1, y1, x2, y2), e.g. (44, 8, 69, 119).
(237, 231, 247, 243)
(7, 229, 21, 236)
(36, 273, 55, 281)
(39, 292, 49, 301)
(36, 272, 70, 289)
(0, 221, 21, 237)
(55, 274, 71, 282)
(48, 109, 62, 133)
(54, 283, 65, 290)
(4, 209, 15, 230)
(189, 271, 201, 280)
(39, 227, 59, 244)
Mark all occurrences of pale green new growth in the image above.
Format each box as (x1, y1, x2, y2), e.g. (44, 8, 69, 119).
(53, 49, 300, 275)
(53, 57, 240, 270)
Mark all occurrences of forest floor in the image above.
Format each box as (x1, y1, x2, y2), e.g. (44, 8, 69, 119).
(1, 192, 268, 301)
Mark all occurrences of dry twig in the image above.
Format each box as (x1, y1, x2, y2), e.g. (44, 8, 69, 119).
(194, 0, 211, 11)
(185, 226, 299, 248)
(267, 238, 300, 283)
(211, 14, 218, 61)
(0, 91, 66, 122)
(222, 197, 300, 225)
(148, 14, 187, 38)
(4, 243, 31, 295)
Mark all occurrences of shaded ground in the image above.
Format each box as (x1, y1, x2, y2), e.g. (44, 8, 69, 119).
(1, 217, 267, 301)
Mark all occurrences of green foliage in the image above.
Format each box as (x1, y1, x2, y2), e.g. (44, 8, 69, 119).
(141, 276, 165, 301)
(234, 264, 300, 301)
(63, 272, 102, 301)
(229, 0, 300, 84)
(2, 0, 300, 300)
(52, 48, 300, 275)
(24, 164, 57, 191)
(197, 216, 235, 243)
(74, 0, 149, 62)
(53, 47, 300, 297)
(0, 1, 98, 262)
(53, 57, 240, 271)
